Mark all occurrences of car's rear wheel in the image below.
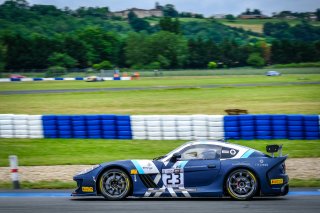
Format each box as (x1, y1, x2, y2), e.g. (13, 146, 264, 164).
(99, 168, 131, 200)
(226, 169, 258, 200)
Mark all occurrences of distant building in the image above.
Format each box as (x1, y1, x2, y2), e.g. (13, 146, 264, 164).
(111, 7, 163, 19)
(238, 14, 270, 19)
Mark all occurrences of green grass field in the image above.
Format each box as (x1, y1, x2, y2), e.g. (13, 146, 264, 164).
(0, 139, 319, 166)
(0, 71, 319, 188)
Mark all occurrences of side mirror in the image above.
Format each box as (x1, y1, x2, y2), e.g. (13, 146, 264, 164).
(266, 144, 279, 153)
(171, 153, 181, 161)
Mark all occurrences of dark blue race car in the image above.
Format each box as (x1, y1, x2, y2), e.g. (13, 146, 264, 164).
(72, 141, 289, 200)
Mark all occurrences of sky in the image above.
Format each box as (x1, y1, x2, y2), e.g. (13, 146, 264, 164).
(1, 0, 320, 16)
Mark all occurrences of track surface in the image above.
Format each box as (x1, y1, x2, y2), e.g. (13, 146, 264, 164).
(0, 189, 319, 213)
(1, 82, 320, 95)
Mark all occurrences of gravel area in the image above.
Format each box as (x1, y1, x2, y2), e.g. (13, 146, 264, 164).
(0, 158, 319, 182)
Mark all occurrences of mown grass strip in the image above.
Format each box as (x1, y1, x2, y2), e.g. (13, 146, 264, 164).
(0, 139, 319, 166)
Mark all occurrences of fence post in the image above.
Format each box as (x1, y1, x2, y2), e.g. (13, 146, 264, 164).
(9, 155, 20, 189)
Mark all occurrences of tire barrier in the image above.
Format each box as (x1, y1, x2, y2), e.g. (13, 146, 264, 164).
(0, 114, 319, 140)
(224, 115, 320, 140)
(0, 77, 132, 83)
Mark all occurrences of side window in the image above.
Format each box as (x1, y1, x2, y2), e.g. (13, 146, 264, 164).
(179, 145, 221, 160)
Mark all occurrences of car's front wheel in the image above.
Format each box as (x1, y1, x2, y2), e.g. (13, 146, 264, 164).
(226, 169, 258, 200)
(99, 168, 131, 200)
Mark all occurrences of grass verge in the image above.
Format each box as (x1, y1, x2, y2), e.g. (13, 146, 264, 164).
(0, 179, 319, 189)
(0, 139, 319, 166)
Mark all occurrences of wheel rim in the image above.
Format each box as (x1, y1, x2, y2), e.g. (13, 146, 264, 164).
(227, 170, 256, 199)
(100, 170, 129, 198)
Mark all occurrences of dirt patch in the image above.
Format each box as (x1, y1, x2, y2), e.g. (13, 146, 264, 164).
(0, 158, 319, 182)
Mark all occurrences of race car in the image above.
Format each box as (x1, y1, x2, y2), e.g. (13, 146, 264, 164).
(85, 76, 104, 82)
(72, 141, 289, 200)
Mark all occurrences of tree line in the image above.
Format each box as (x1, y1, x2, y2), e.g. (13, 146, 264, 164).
(0, 0, 320, 72)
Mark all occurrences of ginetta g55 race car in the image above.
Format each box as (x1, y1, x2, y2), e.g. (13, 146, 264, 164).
(72, 141, 289, 200)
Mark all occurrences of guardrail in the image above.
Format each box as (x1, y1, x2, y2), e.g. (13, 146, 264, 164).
(0, 114, 319, 140)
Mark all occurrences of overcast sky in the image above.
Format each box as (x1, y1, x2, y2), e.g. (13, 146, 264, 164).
(1, 0, 320, 16)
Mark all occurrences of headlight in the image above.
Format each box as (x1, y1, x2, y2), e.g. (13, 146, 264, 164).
(77, 165, 100, 175)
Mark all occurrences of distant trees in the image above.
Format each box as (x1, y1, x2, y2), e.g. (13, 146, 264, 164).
(247, 53, 265, 68)
(159, 17, 180, 34)
(48, 52, 77, 68)
(128, 11, 151, 32)
(162, 4, 178, 17)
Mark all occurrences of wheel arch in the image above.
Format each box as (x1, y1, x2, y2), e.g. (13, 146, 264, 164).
(223, 166, 261, 196)
(96, 165, 133, 196)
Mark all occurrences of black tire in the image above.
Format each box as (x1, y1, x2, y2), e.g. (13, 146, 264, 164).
(99, 168, 131, 200)
(226, 169, 258, 200)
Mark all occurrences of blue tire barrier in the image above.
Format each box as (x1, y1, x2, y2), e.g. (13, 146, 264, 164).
(304, 121, 319, 126)
(103, 131, 117, 136)
(241, 131, 255, 137)
(101, 115, 116, 120)
(118, 131, 132, 136)
(58, 125, 72, 131)
(272, 126, 287, 131)
(224, 121, 238, 127)
(88, 135, 102, 139)
(102, 120, 116, 125)
(224, 116, 238, 121)
(118, 136, 132, 139)
(72, 116, 85, 120)
(255, 120, 271, 125)
(57, 115, 71, 120)
(271, 115, 287, 120)
(255, 115, 271, 120)
(256, 131, 271, 136)
(74, 136, 87, 139)
(287, 115, 303, 121)
(102, 126, 116, 131)
(273, 131, 287, 136)
(57, 120, 71, 125)
(73, 126, 86, 131)
(86, 120, 100, 125)
(304, 115, 319, 121)
(117, 115, 131, 121)
(59, 130, 72, 135)
(273, 136, 287, 139)
(225, 127, 239, 132)
(305, 132, 320, 137)
(113, 77, 121, 80)
(87, 125, 100, 130)
(42, 115, 57, 120)
(288, 132, 304, 137)
(86, 115, 101, 120)
(43, 125, 56, 130)
(239, 115, 254, 120)
(60, 135, 72, 138)
(305, 126, 320, 132)
(288, 120, 303, 126)
(103, 135, 117, 139)
(75, 77, 84, 80)
(117, 121, 131, 126)
(54, 77, 64, 80)
(240, 126, 254, 131)
(117, 126, 131, 131)
(239, 120, 254, 126)
(272, 120, 287, 125)
(288, 126, 303, 131)
(73, 131, 86, 136)
(256, 126, 271, 131)
(10, 78, 21, 81)
(42, 120, 56, 126)
(224, 131, 239, 137)
(33, 78, 43, 81)
(72, 121, 86, 126)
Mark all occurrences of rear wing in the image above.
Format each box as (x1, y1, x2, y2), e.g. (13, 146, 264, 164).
(266, 144, 284, 158)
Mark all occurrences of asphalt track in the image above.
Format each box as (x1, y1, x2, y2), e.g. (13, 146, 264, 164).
(0, 188, 319, 213)
(1, 81, 320, 95)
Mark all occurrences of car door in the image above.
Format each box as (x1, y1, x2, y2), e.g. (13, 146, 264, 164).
(161, 144, 221, 188)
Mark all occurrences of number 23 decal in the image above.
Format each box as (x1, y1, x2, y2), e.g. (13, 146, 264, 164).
(162, 169, 184, 187)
